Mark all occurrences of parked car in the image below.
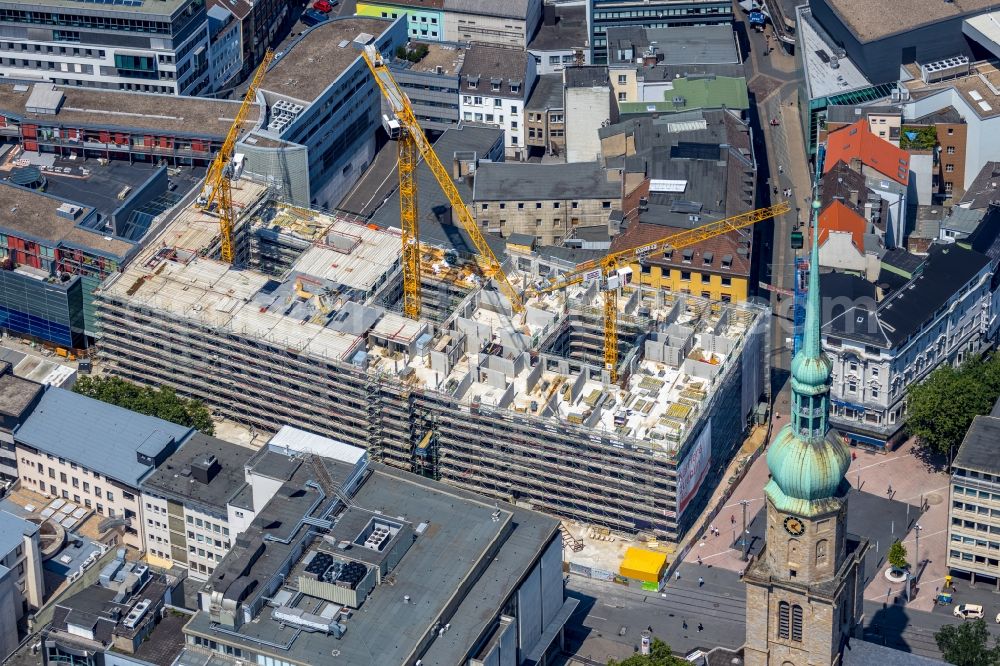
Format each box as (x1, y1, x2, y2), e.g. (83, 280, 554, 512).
(954, 604, 985, 619)
(313, 0, 335, 13)
(301, 8, 329, 25)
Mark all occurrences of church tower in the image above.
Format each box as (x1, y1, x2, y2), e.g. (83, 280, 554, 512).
(743, 200, 869, 666)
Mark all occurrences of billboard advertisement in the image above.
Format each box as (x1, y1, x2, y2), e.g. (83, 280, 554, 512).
(676, 420, 712, 519)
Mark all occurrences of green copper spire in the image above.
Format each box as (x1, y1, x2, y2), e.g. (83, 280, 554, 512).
(764, 198, 850, 517)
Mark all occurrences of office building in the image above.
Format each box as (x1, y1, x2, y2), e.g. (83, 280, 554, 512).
(388, 42, 466, 133)
(528, 4, 589, 75)
(178, 429, 574, 666)
(95, 178, 768, 543)
(207, 0, 291, 85)
(0, 363, 43, 483)
(442, 0, 542, 47)
(472, 161, 619, 243)
(0, 0, 210, 95)
(14, 388, 193, 549)
(590, 0, 732, 64)
(948, 405, 1000, 590)
(237, 17, 407, 209)
(140, 433, 256, 581)
(206, 4, 243, 91)
(458, 44, 536, 159)
(822, 243, 995, 448)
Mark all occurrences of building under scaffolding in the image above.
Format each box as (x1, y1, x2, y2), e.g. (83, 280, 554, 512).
(96, 180, 768, 541)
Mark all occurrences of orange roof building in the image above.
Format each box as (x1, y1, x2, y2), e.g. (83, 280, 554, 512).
(818, 201, 868, 252)
(824, 120, 910, 186)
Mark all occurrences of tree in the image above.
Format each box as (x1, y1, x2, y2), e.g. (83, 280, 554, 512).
(906, 355, 1000, 457)
(900, 125, 938, 151)
(73, 375, 215, 435)
(887, 539, 908, 570)
(935, 619, 1000, 666)
(607, 638, 687, 666)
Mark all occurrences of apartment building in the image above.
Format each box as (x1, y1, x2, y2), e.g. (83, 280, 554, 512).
(207, 0, 290, 85)
(14, 388, 193, 550)
(388, 42, 466, 133)
(565, 66, 615, 163)
(140, 433, 255, 581)
(525, 73, 565, 157)
(0, 363, 43, 483)
(822, 243, 995, 449)
(949, 408, 1000, 589)
(0, 510, 43, 658)
(356, 0, 444, 40)
(458, 44, 536, 159)
(237, 17, 407, 208)
(528, 4, 588, 75)
(442, 0, 542, 47)
(0, 0, 210, 95)
(206, 4, 243, 91)
(590, 0, 733, 64)
(472, 161, 619, 243)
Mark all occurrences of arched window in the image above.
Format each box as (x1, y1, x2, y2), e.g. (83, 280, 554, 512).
(792, 604, 804, 641)
(778, 601, 790, 639)
(787, 538, 800, 564)
(816, 539, 828, 565)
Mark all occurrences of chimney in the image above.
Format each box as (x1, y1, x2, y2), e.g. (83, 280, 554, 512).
(849, 157, 862, 172)
(453, 154, 463, 179)
(543, 4, 556, 26)
(849, 189, 859, 207)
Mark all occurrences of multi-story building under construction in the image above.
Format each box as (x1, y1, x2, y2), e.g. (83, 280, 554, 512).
(95, 179, 768, 542)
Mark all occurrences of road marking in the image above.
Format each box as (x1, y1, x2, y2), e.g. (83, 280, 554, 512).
(590, 615, 607, 621)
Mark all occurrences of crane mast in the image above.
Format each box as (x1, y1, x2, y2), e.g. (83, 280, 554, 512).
(200, 49, 275, 264)
(361, 45, 524, 318)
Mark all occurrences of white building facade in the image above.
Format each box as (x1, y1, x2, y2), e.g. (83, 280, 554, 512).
(458, 44, 536, 160)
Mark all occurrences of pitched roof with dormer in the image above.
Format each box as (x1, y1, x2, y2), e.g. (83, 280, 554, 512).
(824, 120, 910, 186)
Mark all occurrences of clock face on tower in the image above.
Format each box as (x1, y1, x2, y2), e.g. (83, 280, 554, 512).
(783, 515, 805, 536)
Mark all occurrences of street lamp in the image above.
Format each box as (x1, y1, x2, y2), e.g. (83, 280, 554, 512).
(739, 499, 752, 562)
(915, 524, 923, 569)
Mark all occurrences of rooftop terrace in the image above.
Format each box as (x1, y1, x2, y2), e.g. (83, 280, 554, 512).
(901, 59, 1000, 119)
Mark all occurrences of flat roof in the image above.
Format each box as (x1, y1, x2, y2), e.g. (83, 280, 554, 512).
(0, 182, 134, 258)
(799, 7, 874, 100)
(605, 24, 739, 65)
(0, 0, 196, 17)
(902, 60, 1000, 120)
(0, 510, 37, 558)
(263, 17, 394, 104)
(823, 0, 997, 43)
(472, 161, 620, 201)
(141, 433, 256, 512)
(528, 4, 588, 51)
(405, 42, 466, 75)
(955, 414, 1000, 475)
(15, 388, 193, 487)
(0, 83, 257, 138)
(0, 370, 41, 418)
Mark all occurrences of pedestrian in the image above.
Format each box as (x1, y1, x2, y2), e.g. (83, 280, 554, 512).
(675, 571, 681, 581)
(731, 514, 736, 526)
(887, 484, 893, 496)
(773, 186, 778, 195)
(851, 451, 856, 461)
(698, 622, 704, 632)
(682, 619, 688, 630)
(697, 555, 703, 566)
(778, 165, 784, 174)
(698, 576, 704, 587)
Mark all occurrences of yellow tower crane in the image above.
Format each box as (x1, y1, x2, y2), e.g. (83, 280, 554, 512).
(361, 44, 524, 319)
(200, 49, 275, 264)
(532, 201, 791, 383)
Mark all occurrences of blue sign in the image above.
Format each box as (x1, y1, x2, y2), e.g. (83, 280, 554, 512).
(749, 11, 765, 24)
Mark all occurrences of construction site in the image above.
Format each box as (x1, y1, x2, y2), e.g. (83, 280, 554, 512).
(94, 178, 768, 542)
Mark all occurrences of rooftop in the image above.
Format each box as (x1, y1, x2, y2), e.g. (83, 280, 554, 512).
(526, 73, 563, 111)
(14, 388, 192, 488)
(819, 160, 877, 219)
(459, 44, 531, 96)
(610, 222, 752, 277)
(0, 365, 42, 419)
(825, 105, 902, 125)
(0, 83, 256, 138)
(799, 7, 873, 100)
(617, 75, 749, 116)
(442, 0, 534, 19)
(901, 60, 1000, 120)
(141, 433, 255, 513)
(823, 242, 991, 347)
(959, 161, 1000, 209)
(399, 42, 465, 75)
(0, 509, 37, 558)
(0, 0, 200, 18)
(263, 17, 394, 105)
(528, 4, 588, 51)
(472, 161, 619, 201)
(0, 182, 134, 259)
(954, 413, 1000, 475)
(824, 120, 910, 185)
(824, 0, 997, 43)
(841, 638, 946, 665)
(184, 440, 559, 666)
(605, 25, 740, 66)
(564, 65, 609, 88)
(819, 200, 868, 253)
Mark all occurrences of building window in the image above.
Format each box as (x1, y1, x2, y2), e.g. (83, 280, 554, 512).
(681, 271, 691, 281)
(618, 74, 627, 84)
(947, 146, 956, 155)
(721, 276, 732, 287)
(848, 382, 857, 393)
(492, 82, 501, 92)
(778, 601, 790, 639)
(948, 127, 954, 135)
(791, 605, 803, 641)
(945, 182, 954, 193)
(618, 92, 627, 101)
(494, 98, 502, 108)
(946, 164, 955, 173)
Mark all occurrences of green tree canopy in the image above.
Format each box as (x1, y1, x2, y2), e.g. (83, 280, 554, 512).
(887, 539, 908, 570)
(608, 638, 687, 666)
(73, 375, 215, 435)
(935, 618, 1000, 666)
(900, 125, 938, 151)
(906, 356, 1000, 457)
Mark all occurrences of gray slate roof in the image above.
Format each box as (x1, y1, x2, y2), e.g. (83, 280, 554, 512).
(526, 73, 563, 111)
(459, 45, 531, 97)
(955, 414, 1000, 476)
(444, 0, 532, 19)
(959, 161, 1000, 209)
(0, 510, 37, 559)
(564, 65, 609, 88)
(528, 4, 587, 50)
(14, 388, 192, 487)
(841, 638, 945, 665)
(473, 161, 620, 201)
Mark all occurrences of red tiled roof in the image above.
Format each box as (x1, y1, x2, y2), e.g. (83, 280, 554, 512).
(824, 120, 910, 186)
(818, 200, 867, 253)
(610, 222, 751, 277)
